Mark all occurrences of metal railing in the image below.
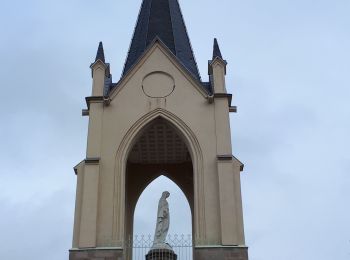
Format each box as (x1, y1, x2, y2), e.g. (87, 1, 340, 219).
(125, 234, 193, 260)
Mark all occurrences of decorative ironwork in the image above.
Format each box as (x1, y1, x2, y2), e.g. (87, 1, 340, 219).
(126, 234, 193, 260)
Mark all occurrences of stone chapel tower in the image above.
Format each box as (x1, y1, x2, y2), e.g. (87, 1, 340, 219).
(70, 0, 248, 259)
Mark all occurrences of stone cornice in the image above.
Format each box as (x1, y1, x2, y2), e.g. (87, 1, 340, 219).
(233, 156, 245, 172)
(83, 96, 111, 116)
(69, 247, 123, 252)
(84, 157, 100, 165)
(217, 155, 244, 172)
(229, 106, 237, 113)
(217, 154, 233, 161)
(213, 93, 232, 107)
(85, 96, 104, 109)
(73, 160, 84, 175)
(195, 245, 248, 249)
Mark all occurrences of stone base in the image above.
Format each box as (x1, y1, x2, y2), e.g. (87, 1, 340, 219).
(194, 247, 248, 260)
(146, 249, 177, 260)
(69, 248, 123, 260)
(69, 246, 247, 260)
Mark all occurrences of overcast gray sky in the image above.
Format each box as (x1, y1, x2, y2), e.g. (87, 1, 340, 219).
(0, 0, 349, 259)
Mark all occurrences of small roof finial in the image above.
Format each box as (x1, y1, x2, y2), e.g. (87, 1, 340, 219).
(95, 41, 105, 63)
(213, 38, 223, 60)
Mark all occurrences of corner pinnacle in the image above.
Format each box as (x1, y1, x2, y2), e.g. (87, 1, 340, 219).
(213, 38, 223, 60)
(95, 41, 105, 63)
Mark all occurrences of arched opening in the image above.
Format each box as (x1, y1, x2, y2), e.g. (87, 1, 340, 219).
(124, 117, 194, 258)
(134, 176, 192, 235)
(132, 176, 192, 258)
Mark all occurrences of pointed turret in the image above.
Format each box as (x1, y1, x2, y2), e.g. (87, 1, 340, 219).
(213, 38, 223, 60)
(209, 38, 227, 94)
(122, 0, 201, 80)
(95, 42, 105, 63)
(90, 42, 109, 96)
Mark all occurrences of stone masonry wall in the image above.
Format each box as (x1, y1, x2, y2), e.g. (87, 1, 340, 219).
(69, 249, 123, 260)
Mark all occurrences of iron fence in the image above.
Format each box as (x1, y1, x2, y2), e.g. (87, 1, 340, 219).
(125, 234, 193, 260)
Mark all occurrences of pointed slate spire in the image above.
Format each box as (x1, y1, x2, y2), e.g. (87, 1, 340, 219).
(122, 0, 201, 80)
(213, 38, 223, 60)
(95, 41, 105, 63)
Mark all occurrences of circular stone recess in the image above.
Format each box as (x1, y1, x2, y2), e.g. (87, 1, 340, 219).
(142, 72, 175, 98)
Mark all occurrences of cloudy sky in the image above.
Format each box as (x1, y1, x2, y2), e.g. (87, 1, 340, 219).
(0, 0, 349, 259)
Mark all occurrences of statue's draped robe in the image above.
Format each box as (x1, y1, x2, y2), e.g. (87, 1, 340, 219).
(153, 196, 170, 247)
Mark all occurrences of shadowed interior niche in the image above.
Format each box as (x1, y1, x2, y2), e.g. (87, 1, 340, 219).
(124, 117, 194, 255)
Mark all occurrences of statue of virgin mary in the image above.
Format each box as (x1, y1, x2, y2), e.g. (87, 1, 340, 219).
(151, 191, 171, 249)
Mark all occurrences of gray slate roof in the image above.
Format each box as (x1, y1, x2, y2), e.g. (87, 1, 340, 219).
(95, 42, 105, 63)
(122, 0, 201, 81)
(213, 38, 223, 59)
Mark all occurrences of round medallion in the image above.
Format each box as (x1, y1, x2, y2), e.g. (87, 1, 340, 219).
(142, 72, 175, 98)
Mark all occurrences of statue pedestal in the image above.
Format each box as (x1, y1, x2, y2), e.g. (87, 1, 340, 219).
(146, 249, 177, 260)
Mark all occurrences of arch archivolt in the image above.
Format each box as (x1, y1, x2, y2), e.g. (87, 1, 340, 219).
(112, 108, 205, 243)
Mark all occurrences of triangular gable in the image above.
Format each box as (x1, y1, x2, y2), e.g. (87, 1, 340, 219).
(109, 38, 210, 100)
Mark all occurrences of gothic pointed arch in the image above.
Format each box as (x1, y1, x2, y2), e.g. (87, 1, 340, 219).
(112, 108, 205, 243)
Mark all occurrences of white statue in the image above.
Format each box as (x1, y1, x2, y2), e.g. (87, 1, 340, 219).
(151, 191, 171, 250)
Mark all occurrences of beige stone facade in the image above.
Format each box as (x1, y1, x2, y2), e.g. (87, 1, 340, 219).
(72, 40, 246, 250)
(71, 1, 248, 259)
